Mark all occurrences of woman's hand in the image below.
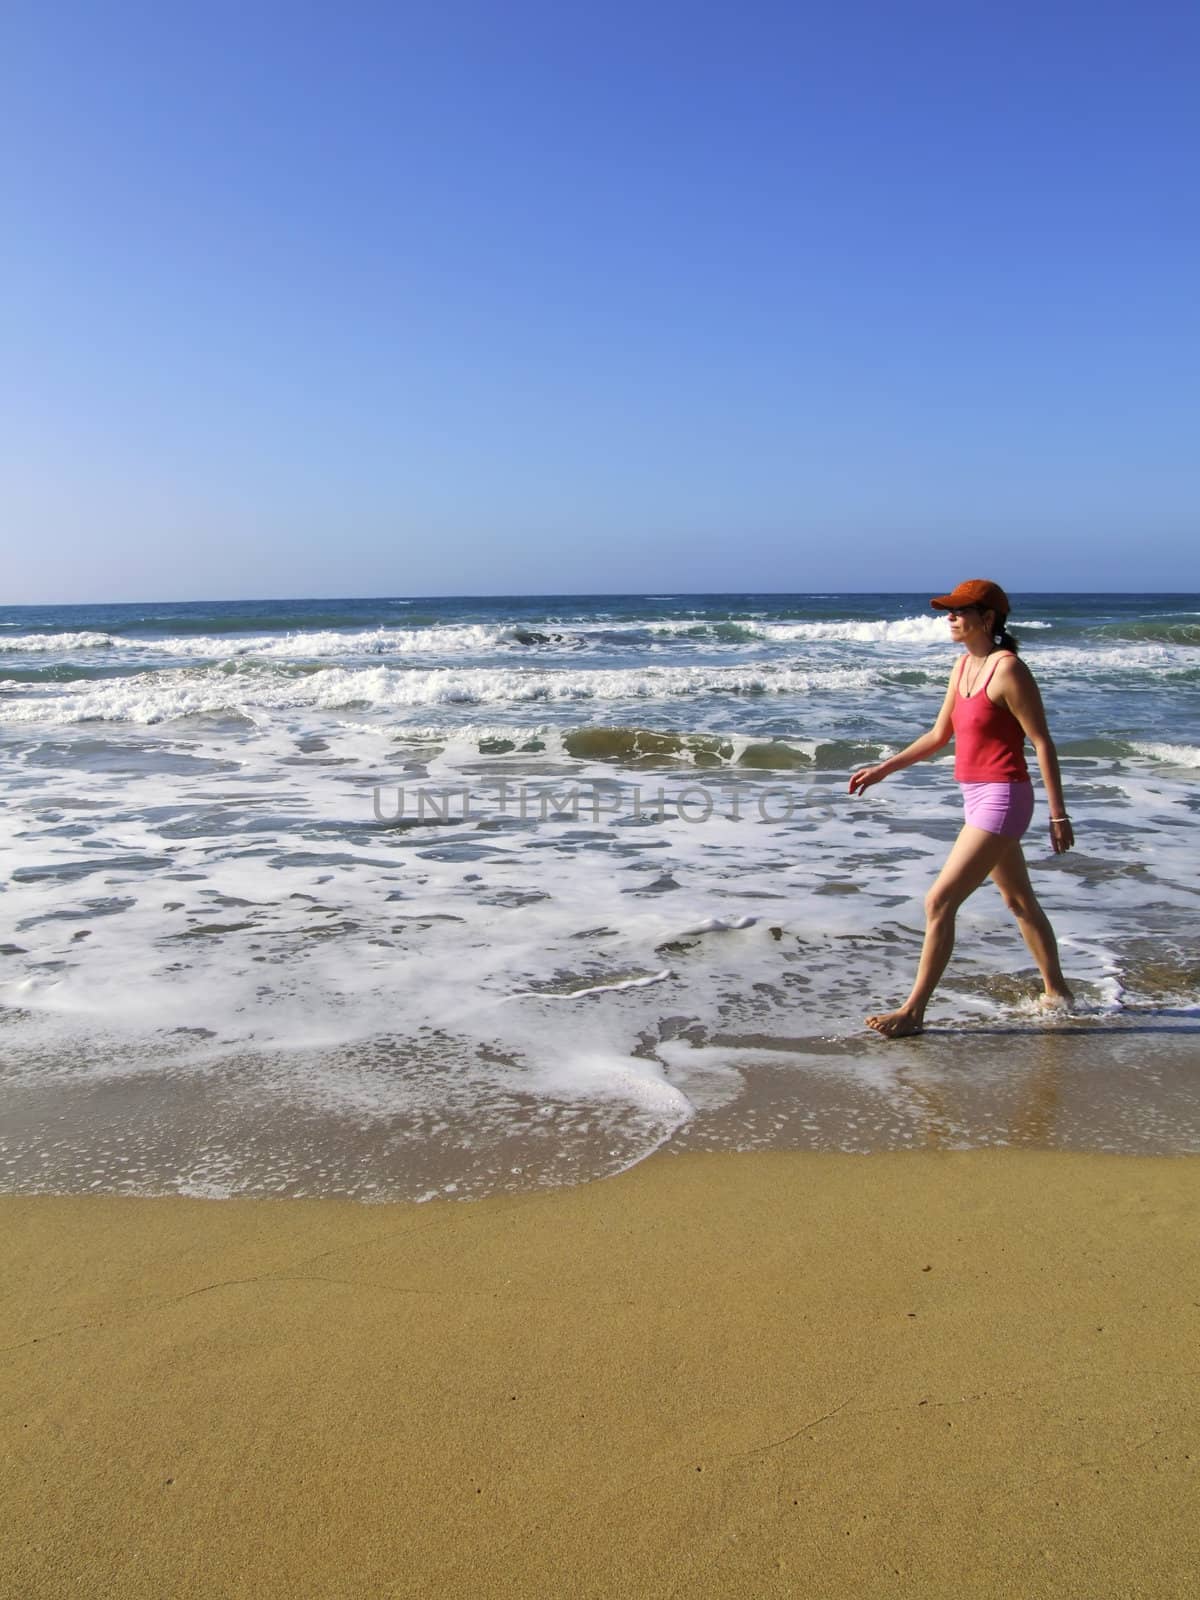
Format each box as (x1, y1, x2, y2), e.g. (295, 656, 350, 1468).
(848, 765, 885, 796)
(1049, 816, 1074, 854)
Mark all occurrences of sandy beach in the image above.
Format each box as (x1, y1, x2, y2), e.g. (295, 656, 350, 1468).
(3, 1149, 1198, 1598)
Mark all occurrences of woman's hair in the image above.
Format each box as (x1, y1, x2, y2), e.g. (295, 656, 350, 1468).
(991, 612, 1020, 655)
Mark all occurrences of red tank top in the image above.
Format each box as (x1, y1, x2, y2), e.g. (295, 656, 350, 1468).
(952, 654, 1029, 782)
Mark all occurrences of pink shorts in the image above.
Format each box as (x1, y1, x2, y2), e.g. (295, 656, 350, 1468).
(961, 780, 1034, 839)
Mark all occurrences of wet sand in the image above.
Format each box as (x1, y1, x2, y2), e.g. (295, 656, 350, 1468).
(3, 1149, 1199, 1597)
(5, 1017, 1200, 1204)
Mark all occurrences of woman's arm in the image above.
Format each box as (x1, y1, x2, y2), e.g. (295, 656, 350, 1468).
(848, 661, 962, 796)
(994, 658, 1074, 854)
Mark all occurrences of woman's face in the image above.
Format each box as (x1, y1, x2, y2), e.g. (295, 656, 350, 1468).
(946, 605, 994, 645)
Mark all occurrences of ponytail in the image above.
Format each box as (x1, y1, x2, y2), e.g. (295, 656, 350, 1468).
(994, 615, 1020, 655)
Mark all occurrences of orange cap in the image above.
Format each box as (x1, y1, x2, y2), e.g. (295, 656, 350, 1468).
(930, 579, 1011, 616)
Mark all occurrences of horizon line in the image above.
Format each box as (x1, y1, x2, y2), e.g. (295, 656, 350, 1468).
(5, 587, 1200, 609)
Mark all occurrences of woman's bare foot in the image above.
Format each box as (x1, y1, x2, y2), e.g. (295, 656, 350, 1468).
(865, 1008, 925, 1038)
(1036, 986, 1075, 1013)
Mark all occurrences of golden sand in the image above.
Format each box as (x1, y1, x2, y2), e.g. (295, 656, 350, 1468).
(3, 1150, 1199, 1597)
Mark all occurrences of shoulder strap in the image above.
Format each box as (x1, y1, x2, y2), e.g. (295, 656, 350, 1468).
(979, 651, 1014, 695)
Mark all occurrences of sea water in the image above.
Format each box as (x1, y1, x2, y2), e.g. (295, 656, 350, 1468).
(2, 592, 1198, 1199)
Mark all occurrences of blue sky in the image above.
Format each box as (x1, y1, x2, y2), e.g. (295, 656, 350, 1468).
(3, 0, 1198, 601)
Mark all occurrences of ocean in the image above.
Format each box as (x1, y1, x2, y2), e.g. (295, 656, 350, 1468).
(3, 591, 1199, 1199)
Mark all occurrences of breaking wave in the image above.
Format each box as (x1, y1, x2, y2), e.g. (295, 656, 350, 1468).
(0, 661, 887, 725)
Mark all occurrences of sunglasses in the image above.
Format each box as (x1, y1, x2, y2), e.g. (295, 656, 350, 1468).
(945, 606, 981, 619)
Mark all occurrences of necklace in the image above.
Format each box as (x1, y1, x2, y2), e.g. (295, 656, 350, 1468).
(962, 650, 995, 698)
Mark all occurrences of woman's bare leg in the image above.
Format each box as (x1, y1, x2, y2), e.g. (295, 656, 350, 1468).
(867, 825, 1015, 1038)
(989, 842, 1074, 1007)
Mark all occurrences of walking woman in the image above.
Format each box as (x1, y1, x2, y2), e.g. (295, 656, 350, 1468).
(848, 579, 1074, 1038)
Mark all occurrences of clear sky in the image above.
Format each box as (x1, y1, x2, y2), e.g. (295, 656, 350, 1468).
(3, 0, 1198, 602)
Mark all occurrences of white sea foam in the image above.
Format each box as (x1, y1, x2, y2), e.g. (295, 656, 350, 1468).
(524, 1051, 693, 1119)
(0, 661, 882, 724)
(745, 616, 952, 644)
(1026, 643, 1198, 678)
(0, 631, 115, 653)
(0, 613, 1053, 661)
(509, 970, 673, 1000)
(640, 614, 953, 644)
(7, 731, 1178, 1067)
(0, 624, 531, 659)
(1129, 740, 1200, 768)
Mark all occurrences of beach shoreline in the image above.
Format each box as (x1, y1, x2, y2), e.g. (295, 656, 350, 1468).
(4, 1013, 1199, 1204)
(5, 1147, 1198, 1597)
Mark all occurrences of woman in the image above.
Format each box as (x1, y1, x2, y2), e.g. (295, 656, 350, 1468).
(848, 579, 1074, 1038)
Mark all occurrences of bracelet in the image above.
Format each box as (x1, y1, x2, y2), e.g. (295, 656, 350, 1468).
(1050, 816, 1070, 824)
